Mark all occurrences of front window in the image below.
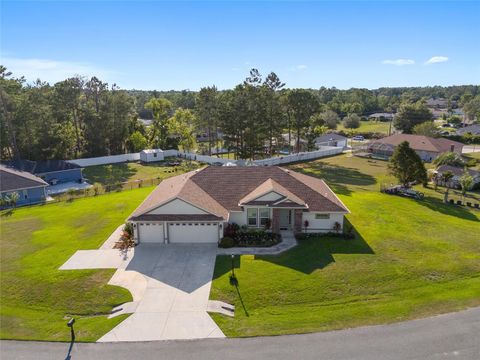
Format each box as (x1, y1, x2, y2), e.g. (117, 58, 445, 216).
(315, 213, 330, 220)
(259, 208, 270, 226)
(247, 208, 257, 226)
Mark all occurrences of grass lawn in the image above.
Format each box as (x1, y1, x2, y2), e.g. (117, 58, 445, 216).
(209, 154, 480, 337)
(337, 120, 391, 134)
(83, 160, 199, 186)
(0, 187, 154, 341)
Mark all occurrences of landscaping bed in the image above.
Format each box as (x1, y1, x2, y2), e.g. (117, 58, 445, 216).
(219, 225, 282, 248)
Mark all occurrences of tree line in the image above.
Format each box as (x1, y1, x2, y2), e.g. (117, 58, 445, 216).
(1, 65, 479, 161)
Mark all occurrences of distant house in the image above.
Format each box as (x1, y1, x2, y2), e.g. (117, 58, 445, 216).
(456, 124, 480, 136)
(281, 133, 307, 152)
(434, 165, 480, 189)
(140, 149, 165, 163)
(426, 98, 450, 109)
(0, 165, 48, 207)
(368, 113, 394, 121)
(314, 133, 348, 148)
(366, 134, 464, 162)
(3, 160, 83, 185)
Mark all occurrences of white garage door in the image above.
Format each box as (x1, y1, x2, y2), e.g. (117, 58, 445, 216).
(168, 222, 218, 243)
(138, 223, 164, 243)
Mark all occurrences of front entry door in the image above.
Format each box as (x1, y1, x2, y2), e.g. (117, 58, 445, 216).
(279, 210, 291, 230)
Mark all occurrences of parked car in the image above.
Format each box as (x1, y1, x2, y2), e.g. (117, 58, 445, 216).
(382, 185, 424, 200)
(352, 135, 365, 141)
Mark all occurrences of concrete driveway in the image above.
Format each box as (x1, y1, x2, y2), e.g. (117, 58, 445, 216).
(99, 244, 224, 342)
(61, 243, 224, 342)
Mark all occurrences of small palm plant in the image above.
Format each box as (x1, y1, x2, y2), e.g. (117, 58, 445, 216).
(459, 172, 473, 203)
(442, 171, 454, 203)
(7, 192, 20, 208)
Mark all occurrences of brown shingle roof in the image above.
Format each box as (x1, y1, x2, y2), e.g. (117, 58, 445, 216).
(372, 134, 464, 153)
(129, 166, 349, 221)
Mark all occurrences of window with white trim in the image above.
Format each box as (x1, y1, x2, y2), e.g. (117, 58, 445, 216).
(315, 213, 330, 219)
(247, 208, 258, 226)
(259, 208, 270, 226)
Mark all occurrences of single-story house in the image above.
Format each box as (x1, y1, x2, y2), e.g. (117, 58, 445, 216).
(140, 149, 164, 163)
(128, 166, 350, 244)
(0, 165, 48, 207)
(314, 133, 348, 148)
(434, 165, 480, 189)
(2, 160, 83, 185)
(456, 124, 480, 136)
(281, 133, 308, 152)
(426, 98, 450, 109)
(366, 134, 464, 162)
(368, 113, 395, 121)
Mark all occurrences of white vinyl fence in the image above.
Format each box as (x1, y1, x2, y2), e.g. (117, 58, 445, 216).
(67, 146, 342, 168)
(67, 153, 141, 167)
(252, 146, 342, 166)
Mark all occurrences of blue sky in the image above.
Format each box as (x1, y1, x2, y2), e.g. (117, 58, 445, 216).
(1, 1, 479, 90)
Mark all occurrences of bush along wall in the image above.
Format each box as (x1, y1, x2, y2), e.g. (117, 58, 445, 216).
(219, 224, 282, 248)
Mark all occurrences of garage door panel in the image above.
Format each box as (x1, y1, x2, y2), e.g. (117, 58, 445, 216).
(168, 223, 218, 243)
(139, 223, 164, 243)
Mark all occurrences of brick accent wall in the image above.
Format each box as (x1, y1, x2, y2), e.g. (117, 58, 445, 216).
(272, 208, 280, 234)
(294, 209, 303, 233)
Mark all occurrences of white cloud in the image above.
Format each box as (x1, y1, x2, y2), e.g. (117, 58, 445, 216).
(2, 57, 115, 84)
(382, 59, 415, 66)
(425, 56, 449, 65)
(296, 64, 307, 70)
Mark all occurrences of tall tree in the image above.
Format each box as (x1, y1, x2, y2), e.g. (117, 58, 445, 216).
(145, 97, 173, 149)
(264, 72, 285, 155)
(195, 86, 219, 155)
(168, 108, 197, 153)
(388, 141, 428, 186)
(0, 66, 24, 159)
(394, 101, 434, 133)
(285, 89, 319, 152)
(52, 77, 84, 157)
(412, 121, 439, 137)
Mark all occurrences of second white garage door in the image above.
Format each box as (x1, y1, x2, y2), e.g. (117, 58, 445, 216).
(168, 223, 219, 243)
(138, 223, 164, 243)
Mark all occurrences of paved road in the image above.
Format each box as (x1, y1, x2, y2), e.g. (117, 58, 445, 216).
(2, 307, 479, 360)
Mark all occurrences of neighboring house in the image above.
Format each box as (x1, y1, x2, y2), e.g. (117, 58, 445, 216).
(366, 134, 464, 162)
(281, 133, 307, 152)
(456, 124, 480, 136)
(314, 133, 348, 148)
(368, 113, 394, 121)
(426, 98, 450, 109)
(434, 165, 480, 189)
(0, 165, 48, 206)
(138, 118, 153, 127)
(2, 160, 83, 185)
(128, 166, 350, 244)
(140, 149, 165, 162)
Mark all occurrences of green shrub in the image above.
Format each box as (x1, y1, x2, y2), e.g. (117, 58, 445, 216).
(219, 237, 235, 248)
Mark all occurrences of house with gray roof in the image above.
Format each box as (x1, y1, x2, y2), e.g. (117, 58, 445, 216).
(0, 165, 48, 207)
(456, 124, 480, 136)
(314, 133, 348, 148)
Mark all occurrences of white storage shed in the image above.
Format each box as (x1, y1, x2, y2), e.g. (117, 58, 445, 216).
(140, 149, 165, 163)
